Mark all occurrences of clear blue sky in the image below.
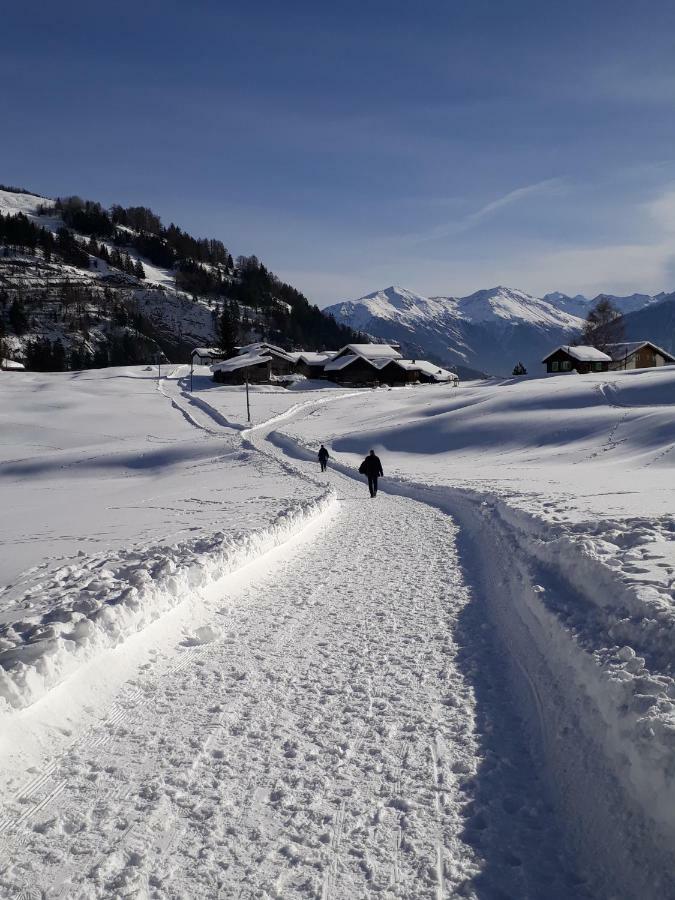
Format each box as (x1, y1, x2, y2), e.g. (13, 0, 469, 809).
(3, 0, 675, 304)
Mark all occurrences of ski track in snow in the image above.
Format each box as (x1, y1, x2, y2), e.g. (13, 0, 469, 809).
(0, 391, 585, 899)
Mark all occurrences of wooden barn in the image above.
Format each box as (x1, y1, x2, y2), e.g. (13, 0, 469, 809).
(191, 347, 227, 366)
(605, 341, 675, 370)
(294, 352, 336, 379)
(323, 343, 402, 385)
(211, 344, 296, 384)
(542, 345, 611, 374)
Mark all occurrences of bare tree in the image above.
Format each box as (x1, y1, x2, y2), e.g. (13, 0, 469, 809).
(582, 297, 624, 351)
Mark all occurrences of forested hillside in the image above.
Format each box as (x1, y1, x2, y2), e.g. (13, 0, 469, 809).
(0, 186, 360, 371)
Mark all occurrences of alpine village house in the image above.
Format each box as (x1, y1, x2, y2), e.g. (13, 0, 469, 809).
(211, 343, 459, 387)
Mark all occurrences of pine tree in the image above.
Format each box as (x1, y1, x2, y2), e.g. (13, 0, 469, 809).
(8, 298, 28, 334)
(512, 361, 527, 376)
(219, 300, 239, 356)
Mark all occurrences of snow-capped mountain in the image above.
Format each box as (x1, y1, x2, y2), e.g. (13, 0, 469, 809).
(544, 291, 663, 318)
(325, 285, 586, 376)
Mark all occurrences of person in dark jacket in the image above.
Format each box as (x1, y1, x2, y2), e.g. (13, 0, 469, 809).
(359, 449, 384, 497)
(318, 444, 330, 472)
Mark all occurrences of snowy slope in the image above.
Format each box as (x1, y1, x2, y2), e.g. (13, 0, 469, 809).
(1, 366, 675, 896)
(325, 285, 585, 375)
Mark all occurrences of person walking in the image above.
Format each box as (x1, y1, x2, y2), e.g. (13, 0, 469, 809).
(359, 449, 384, 497)
(318, 444, 330, 472)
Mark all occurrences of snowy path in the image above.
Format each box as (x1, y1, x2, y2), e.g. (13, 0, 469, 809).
(0, 392, 586, 899)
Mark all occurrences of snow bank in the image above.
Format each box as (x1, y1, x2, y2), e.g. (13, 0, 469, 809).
(444, 490, 675, 898)
(0, 491, 335, 717)
(268, 425, 675, 897)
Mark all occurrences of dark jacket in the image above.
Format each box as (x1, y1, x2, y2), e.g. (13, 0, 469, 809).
(318, 447, 329, 461)
(360, 454, 383, 477)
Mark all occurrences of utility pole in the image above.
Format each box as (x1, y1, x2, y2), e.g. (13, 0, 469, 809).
(245, 368, 251, 424)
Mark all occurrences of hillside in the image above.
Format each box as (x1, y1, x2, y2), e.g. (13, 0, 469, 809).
(324, 285, 585, 376)
(0, 186, 361, 371)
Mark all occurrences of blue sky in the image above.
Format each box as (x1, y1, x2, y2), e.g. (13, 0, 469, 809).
(3, 0, 675, 304)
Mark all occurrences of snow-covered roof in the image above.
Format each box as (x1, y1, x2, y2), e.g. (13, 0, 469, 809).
(400, 359, 458, 381)
(211, 353, 271, 373)
(1, 358, 25, 371)
(236, 341, 290, 358)
(192, 346, 225, 358)
(324, 354, 359, 372)
(297, 352, 334, 365)
(604, 341, 675, 362)
(542, 345, 612, 363)
(334, 343, 402, 361)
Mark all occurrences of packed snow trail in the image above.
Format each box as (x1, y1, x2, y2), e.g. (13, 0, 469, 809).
(0, 470, 584, 898)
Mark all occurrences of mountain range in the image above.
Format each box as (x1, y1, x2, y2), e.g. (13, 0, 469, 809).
(324, 285, 675, 377)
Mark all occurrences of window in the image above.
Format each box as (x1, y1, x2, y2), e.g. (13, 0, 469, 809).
(593, 361, 603, 371)
(561, 360, 571, 371)
(551, 361, 559, 372)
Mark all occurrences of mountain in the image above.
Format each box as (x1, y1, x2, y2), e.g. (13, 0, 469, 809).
(0, 186, 360, 371)
(544, 291, 662, 318)
(621, 292, 675, 354)
(324, 285, 586, 376)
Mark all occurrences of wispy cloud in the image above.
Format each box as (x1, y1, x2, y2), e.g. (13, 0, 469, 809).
(400, 177, 566, 246)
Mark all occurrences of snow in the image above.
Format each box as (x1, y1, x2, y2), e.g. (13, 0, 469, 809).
(1, 359, 25, 371)
(297, 351, 336, 364)
(401, 359, 458, 382)
(324, 353, 359, 371)
(1, 364, 675, 897)
(0, 188, 53, 219)
(211, 351, 271, 372)
(543, 344, 612, 362)
(337, 342, 402, 360)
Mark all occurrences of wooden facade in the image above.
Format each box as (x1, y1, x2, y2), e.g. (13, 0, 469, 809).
(378, 361, 420, 385)
(607, 342, 675, 370)
(543, 347, 610, 375)
(213, 360, 271, 384)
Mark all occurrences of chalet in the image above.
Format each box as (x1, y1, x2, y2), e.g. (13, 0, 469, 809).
(191, 347, 227, 366)
(210, 339, 461, 388)
(412, 360, 459, 385)
(542, 345, 611, 374)
(605, 341, 675, 370)
(294, 352, 337, 379)
(211, 345, 296, 384)
(323, 343, 402, 385)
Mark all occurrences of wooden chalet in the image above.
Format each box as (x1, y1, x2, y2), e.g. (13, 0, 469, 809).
(323, 343, 402, 386)
(191, 347, 227, 366)
(294, 352, 336, 379)
(212, 343, 296, 384)
(605, 342, 675, 370)
(542, 345, 611, 374)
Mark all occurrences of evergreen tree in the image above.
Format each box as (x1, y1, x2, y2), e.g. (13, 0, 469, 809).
(512, 361, 527, 376)
(219, 300, 239, 356)
(8, 298, 29, 334)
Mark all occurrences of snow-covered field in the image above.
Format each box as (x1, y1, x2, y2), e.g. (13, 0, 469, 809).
(1, 364, 674, 898)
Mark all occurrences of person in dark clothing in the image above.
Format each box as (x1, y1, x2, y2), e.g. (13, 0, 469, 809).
(359, 449, 384, 497)
(318, 444, 330, 472)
